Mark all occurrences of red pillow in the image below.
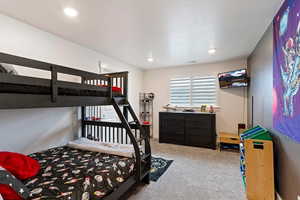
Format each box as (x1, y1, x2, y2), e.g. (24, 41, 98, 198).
(112, 86, 122, 93)
(96, 84, 122, 93)
(0, 152, 40, 180)
(0, 185, 22, 200)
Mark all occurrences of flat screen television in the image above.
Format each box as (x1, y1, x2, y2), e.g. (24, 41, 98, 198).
(218, 69, 249, 88)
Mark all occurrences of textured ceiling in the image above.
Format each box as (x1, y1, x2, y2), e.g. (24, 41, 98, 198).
(0, 0, 282, 69)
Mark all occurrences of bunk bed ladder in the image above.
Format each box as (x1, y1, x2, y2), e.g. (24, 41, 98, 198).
(112, 97, 152, 183)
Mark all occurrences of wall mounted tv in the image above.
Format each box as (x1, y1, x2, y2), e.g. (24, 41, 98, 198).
(218, 69, 249, 88)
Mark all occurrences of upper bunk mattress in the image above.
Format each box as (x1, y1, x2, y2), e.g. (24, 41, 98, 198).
(0, 83, 122, 97)
(23, 146, 135, 200)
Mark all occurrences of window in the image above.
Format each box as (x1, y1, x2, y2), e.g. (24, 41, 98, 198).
(169, 76, 217, 106)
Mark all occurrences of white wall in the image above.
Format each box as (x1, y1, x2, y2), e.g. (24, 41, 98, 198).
(0, 14, 143, 154)
(143, 58, 248, 139)
(0, 13, 247, 152)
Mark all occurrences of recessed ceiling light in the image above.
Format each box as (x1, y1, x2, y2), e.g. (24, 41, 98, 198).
(147, 57, 154, 63)
(64, 7, 79, 17)
(208, 48, 217, 55)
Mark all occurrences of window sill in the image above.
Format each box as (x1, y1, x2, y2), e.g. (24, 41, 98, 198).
(165, 105, 221, 112)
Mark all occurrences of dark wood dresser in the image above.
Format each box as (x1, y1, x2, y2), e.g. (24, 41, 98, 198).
(159, 111, 216, 149)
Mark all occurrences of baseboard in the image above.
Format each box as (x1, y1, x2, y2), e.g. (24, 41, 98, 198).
(276, 192, 283, 200)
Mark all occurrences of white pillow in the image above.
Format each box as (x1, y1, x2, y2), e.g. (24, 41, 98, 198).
(67, 138, 136, 158)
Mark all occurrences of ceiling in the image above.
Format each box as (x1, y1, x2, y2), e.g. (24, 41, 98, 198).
(0, 0, 282, 69)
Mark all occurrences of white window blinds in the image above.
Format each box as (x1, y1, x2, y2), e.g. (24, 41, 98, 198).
(170, 77, 191, 106)
(170, 76, 217, 106)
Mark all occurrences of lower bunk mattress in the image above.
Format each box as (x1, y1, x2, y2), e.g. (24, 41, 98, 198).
(23, 146, 136, 200)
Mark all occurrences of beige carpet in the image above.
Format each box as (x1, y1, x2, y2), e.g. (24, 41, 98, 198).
(129, 140, 246, 200)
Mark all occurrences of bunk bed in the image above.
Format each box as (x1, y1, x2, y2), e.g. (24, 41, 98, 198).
(0, 52, 151, 200)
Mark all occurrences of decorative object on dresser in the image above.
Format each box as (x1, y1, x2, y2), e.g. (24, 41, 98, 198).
(240, 126, 275, 200)
(163, 104, 177, 112)
(159, 111, 216, 149)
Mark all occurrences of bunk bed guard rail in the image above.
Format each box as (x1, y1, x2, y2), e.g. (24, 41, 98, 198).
(0, 52, 128, 107)
(84, 71, 129, 99)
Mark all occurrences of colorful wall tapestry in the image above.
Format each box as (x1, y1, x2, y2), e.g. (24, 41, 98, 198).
(273, 0, 300, 142)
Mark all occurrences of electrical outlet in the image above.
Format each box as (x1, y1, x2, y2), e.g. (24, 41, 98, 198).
(297, 195, 300, 200)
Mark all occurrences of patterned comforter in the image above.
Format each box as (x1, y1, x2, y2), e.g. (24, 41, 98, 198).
(23, 146, 136, 200)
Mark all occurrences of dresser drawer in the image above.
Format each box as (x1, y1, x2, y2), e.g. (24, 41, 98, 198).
(185, 115, 211, 129)
(159, 112, 216, 149)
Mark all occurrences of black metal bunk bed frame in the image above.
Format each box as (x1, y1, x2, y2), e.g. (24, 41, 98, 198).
(0, 52, 151, 200)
